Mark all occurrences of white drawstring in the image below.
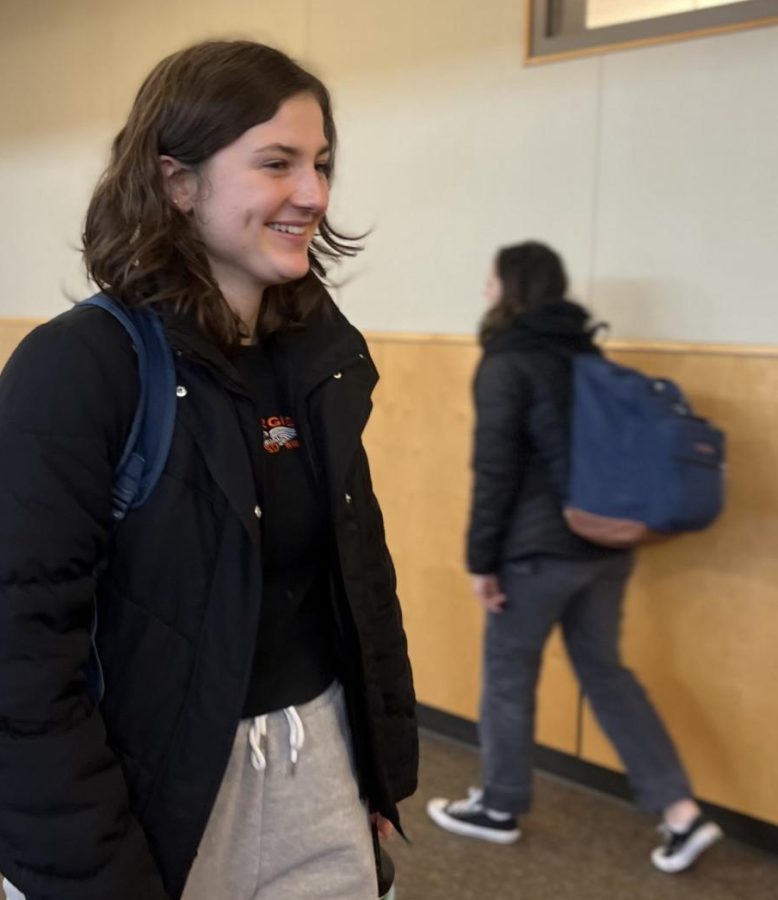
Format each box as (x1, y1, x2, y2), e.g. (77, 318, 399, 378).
(248, 715, 268, 771)
(247, 706, 306, 772)
(283, 706, 305, 768)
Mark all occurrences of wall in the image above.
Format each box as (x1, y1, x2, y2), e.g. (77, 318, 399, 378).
(1, 2, 777, 342)
(363, 334, 778, 826)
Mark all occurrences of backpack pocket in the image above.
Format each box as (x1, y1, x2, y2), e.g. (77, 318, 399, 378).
(656, 419, 726, 531)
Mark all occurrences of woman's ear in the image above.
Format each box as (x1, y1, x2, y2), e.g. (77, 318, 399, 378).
(159, 155, 197, 213)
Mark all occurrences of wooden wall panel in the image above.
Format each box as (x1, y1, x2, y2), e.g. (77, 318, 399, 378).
(365, 335, 580, 754)
(364, 334, 778, 825)
(364, 338, 484, 723)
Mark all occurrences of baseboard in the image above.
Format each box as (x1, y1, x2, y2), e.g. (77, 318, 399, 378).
(417, 703, 778, 856)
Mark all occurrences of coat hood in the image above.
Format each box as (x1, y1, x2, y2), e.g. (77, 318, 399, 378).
(484, 299, 602, 358)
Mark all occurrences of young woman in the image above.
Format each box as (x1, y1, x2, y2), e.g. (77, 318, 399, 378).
(427, 241, 721, 873)
(0, 40, 416, 900)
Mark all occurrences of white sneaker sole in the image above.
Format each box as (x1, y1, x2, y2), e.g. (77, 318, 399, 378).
(651, 822, 724, 873)
(426, 798, 521, 844)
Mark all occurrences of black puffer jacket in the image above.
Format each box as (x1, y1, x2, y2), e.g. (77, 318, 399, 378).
(467, 299, 619, 574)
(0, 297, 417, 900)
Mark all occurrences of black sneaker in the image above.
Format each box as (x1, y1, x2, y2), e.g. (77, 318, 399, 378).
(651, 815, 723, 873)
(426, 788, 520, 844)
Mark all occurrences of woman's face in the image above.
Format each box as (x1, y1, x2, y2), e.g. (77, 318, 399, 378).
(191, 93, 331, 302)
(483, 264, 503, 308)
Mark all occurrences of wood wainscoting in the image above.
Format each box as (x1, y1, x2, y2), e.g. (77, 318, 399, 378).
(0, 320, 775, 826)
(363, 333, 778, 827)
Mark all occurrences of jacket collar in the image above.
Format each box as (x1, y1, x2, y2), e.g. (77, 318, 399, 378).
(160, 297, 371, 404)
(271, 300, 374, 408)
(160, 308, 247, 395)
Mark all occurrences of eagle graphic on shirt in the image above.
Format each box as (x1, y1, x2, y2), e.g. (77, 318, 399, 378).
(262, 415, 301, 454)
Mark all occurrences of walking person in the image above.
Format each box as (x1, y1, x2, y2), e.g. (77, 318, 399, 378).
(426, 241, 721, 873)
(0, 40, 416, 900)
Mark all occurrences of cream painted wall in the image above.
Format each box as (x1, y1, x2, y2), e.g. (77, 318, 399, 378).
(0, 0, 776, 342)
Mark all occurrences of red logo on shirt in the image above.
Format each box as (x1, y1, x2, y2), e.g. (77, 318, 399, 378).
(262, 415, 300, 454)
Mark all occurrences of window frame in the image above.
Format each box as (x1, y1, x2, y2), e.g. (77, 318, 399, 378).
(525, 0, 778, 63)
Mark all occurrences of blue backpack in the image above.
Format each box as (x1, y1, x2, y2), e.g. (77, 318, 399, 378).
(564, 355, 726, 548)
(81, 293, 177, 521)
(80, 293, 177, 703)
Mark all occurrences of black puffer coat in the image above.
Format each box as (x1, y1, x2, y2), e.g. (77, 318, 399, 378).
(467, 299, 620, 574)
(0, 297, 417, 900)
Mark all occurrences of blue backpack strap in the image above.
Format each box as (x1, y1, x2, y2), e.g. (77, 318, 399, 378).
(80, 293, 176, 521)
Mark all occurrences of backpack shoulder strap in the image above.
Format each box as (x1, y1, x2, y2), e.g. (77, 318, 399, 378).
(80, 293, 177, 521)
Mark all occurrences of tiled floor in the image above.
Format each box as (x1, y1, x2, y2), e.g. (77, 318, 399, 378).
(389, 732, 778, 900)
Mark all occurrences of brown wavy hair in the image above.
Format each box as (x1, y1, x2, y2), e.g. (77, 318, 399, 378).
(479, 241, 569, 344)
(83, 40, 360, 350)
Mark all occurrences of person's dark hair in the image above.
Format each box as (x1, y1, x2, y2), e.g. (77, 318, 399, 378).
(479, 241, 568, 344)
(83, 40, 359, 350)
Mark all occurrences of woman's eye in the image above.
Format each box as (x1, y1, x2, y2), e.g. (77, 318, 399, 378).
(264, 160, 290, 171)
(316, 162, 333, 178)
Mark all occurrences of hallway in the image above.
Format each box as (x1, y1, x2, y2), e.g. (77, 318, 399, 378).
(390, 732, 777, 900)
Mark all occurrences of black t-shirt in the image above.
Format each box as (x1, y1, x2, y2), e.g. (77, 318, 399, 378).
(237, 343, 337, 716)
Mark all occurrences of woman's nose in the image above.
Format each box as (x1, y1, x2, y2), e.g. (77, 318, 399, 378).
(292, 168, 329, 212)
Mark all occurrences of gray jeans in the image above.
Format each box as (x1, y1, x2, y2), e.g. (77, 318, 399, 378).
(480, 553, 692, 816)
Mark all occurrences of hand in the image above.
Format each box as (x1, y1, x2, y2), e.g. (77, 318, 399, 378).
(370, 812, 395, 839)
(471, 574, 506, 613)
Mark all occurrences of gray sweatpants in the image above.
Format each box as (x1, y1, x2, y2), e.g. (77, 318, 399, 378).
(2, 682, 377, 900)
(183, 680, 377, 900)
(480, 553, 692, 816)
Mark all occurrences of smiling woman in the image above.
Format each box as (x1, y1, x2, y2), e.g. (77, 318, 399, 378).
(0, 39, 415, 900)
(83, 41, 359, 349)
(159, 94, 333, 332)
